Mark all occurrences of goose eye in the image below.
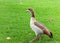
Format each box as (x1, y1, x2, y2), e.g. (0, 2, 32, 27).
(28, 9, 30, 10)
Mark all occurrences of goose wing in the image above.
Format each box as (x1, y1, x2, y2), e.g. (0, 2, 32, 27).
(34, 22, 50, 35)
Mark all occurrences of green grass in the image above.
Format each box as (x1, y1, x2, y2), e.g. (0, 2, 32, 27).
(0, 0, 60, 43)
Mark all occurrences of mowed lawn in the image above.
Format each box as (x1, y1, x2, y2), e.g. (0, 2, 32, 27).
(0, 0, 60, 43)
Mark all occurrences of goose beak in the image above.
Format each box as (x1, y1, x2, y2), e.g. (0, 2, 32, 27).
(26, 9, 29, 12)
(26, 9, 31, 14)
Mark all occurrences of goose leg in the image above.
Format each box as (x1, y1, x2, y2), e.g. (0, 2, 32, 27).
(39, 35, 43, 42)
(40, 35, 42, 40)
(29, 33, 39, 42)
(29, 36, 39, 42)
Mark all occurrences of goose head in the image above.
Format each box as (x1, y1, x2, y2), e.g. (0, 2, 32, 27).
(27, 8, 35, 17)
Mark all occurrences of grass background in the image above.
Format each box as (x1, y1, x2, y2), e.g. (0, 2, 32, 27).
(0, 0, 60, 43)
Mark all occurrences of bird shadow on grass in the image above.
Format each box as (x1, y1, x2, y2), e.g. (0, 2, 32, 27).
(24, 34, 54, 43)
(42, 37, 54, 43)
(27, 38, 53, 43)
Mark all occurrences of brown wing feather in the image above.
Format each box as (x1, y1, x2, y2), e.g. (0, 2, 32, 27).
(34, 22, 47, 30)
(34, 22, 50, 36)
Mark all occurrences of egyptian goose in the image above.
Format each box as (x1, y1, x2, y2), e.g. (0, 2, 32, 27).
(27, 8, 53, 42)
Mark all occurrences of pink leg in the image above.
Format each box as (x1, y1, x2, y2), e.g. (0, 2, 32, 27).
(40, 35, 43, 42)
(29, 36, 39, 42)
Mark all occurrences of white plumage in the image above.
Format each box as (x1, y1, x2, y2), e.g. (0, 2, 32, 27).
(30, 17, 43, 36)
